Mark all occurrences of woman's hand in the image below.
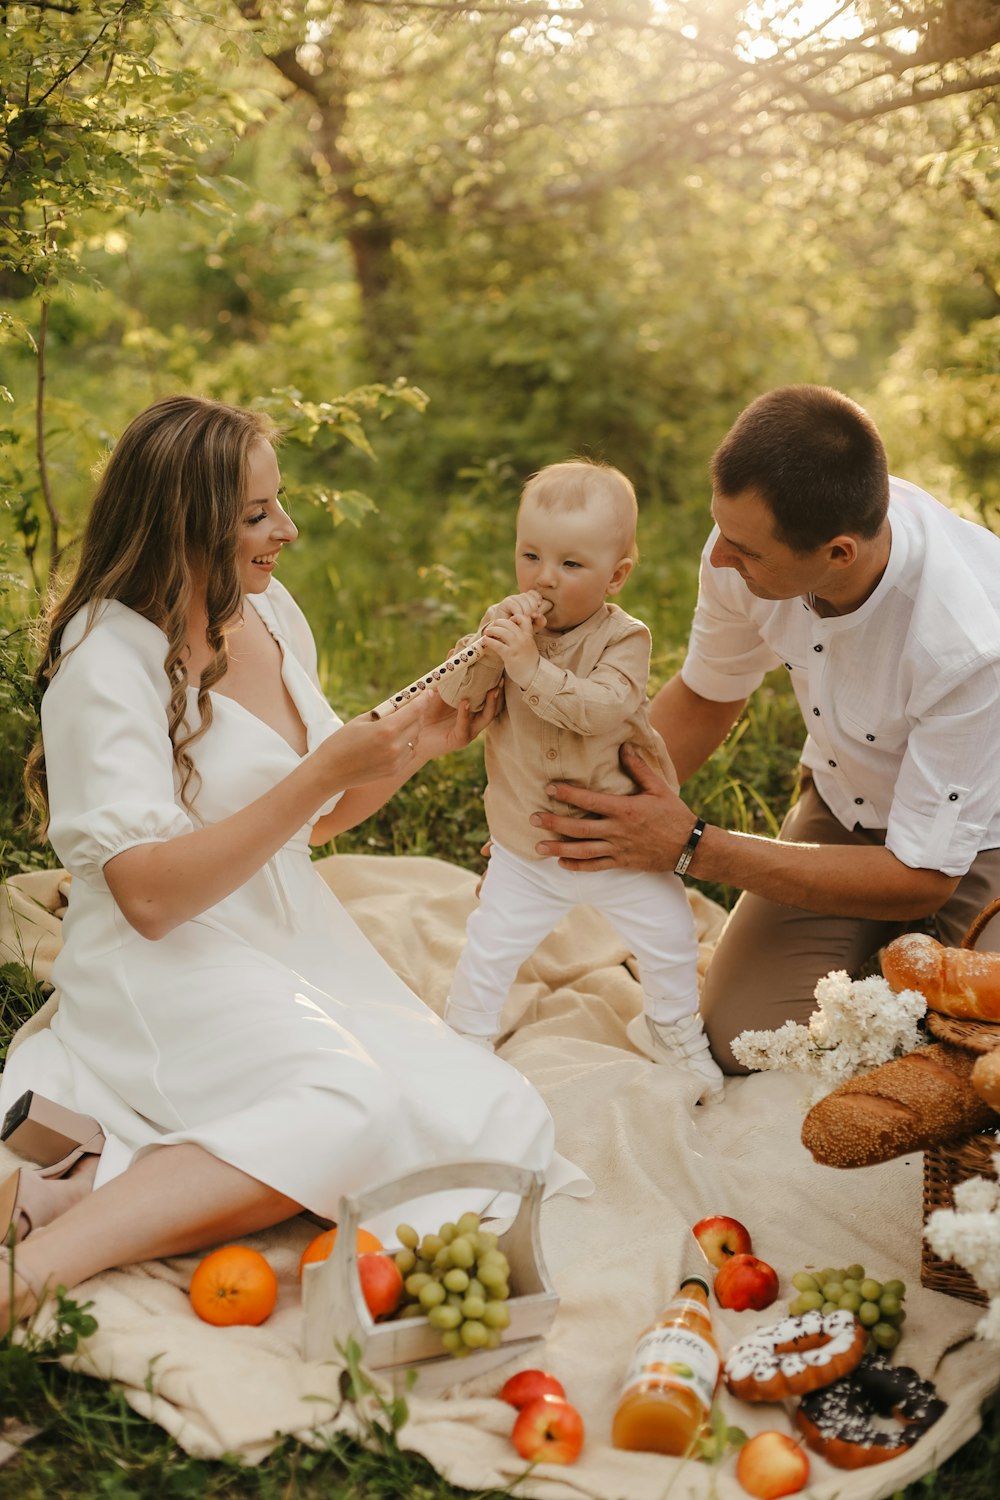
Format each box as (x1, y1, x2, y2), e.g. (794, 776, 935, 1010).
(414, 683, 505, 760)
(326, 692, 440, 787)
(531, 744, 697, 872)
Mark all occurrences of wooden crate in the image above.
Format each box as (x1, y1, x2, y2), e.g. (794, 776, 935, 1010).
(302, 1160, 559, 1394)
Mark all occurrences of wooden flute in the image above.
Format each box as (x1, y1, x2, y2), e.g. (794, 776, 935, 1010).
(369, 634, 489, 719)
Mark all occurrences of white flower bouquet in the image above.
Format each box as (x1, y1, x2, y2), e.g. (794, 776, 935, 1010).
(731, 969, 927, 1103)
(924, 1165, 1000, 1342)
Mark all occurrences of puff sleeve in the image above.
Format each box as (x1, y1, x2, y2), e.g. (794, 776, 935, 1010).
(42, 603, 194, 887)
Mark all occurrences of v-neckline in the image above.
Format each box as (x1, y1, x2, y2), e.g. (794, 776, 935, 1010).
(202, 595, 310, 758)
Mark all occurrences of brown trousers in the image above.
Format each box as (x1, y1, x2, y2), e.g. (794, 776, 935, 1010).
(701, 776, 1000, 1074)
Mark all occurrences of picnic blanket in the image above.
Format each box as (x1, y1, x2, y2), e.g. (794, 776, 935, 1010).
(1, 855, 997, 1499)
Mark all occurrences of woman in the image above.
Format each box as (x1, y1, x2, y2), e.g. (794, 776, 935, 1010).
(0, 395, 586, 1325)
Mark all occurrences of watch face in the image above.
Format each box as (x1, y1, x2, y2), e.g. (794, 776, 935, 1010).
(0, 1089, 34, 1140)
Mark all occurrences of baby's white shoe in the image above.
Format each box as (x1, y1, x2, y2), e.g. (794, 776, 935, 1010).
(626, 1012, 725, 1104)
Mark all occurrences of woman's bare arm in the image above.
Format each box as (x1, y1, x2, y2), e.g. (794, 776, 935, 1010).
(105, 694, 434, 939)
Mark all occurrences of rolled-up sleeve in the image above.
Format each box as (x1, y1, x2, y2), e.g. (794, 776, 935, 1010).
(42, 607, 193, 886)
(680, 531, 781, 701)
(887, 659, 1000, 875)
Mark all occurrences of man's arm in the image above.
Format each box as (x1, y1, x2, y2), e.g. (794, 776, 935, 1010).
(648, 674, 747, 785)
(531, 745, 958, 920)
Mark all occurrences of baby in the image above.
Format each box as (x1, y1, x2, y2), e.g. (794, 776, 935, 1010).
(437, 459, 723, 1102)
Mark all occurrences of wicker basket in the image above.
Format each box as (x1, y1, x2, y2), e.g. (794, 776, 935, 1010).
(921, 1132, 999, 1304)
(918, 895, 1000, 1303)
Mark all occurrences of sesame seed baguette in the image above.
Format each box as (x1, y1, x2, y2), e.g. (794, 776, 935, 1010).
(801, 1044, 998, 1169)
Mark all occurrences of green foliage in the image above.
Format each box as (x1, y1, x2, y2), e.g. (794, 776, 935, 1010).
(0, 1271, 97, 1417)
(0, 961, 48, 1062)
(695, 1402, 747, 1464)
(336, 1335, 410, 1446)
(256, 381, 430, 527)
(0, 1, 253, 295)
(0, 569, 45, 876)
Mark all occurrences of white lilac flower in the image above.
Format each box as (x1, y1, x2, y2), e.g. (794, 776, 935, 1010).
(731, 971, 926, 1087)
(976, 1298, 1000, 1343)
(925, 1198, 1000, 1328)
(954, 1176, 1000, 1215)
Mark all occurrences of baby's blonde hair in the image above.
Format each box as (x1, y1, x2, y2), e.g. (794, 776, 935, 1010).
(519, 459, 638, 561)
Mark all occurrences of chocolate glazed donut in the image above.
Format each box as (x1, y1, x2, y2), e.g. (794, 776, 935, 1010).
(795, 1355, 947, 1469)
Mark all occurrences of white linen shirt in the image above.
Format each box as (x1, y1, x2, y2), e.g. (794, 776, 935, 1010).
(680, 478, 1000, 877)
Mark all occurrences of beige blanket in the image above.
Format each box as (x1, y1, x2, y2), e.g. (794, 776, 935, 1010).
(1, 857, 996, 1499)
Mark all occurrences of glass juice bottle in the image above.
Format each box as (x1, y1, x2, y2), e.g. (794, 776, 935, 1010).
(611, 1274, 721, 1456)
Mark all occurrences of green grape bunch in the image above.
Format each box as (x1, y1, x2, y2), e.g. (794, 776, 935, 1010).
(788, 1263, 907, 1357)
(390, 1210, 513, 1358)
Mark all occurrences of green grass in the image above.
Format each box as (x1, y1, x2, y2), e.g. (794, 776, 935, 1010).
(0, 1362, 513, 1499)
(0, 1330, 995, 1498)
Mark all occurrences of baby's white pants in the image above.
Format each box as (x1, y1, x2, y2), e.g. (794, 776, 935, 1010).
(444, 840, 699, 1038)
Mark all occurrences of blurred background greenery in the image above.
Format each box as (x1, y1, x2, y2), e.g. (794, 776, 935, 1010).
(1, 0, 998, 888)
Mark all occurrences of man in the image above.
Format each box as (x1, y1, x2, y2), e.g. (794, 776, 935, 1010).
(530, 385, 1000, 1070)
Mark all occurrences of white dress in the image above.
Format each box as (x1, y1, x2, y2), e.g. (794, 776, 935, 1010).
(0, 582, 588, 1229)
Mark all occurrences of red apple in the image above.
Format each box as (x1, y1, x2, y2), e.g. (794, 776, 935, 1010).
(499, 1368, 567, 1409)
(511, 1394, 585, 1465)
(692, 1214, 753, 1269)
(736, 1430, 810, 1498)
(714, 1253, 780, 1312)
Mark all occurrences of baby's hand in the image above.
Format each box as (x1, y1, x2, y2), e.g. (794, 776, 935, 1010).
(489, 590, 550, 630)
(482, 613, 541, 688)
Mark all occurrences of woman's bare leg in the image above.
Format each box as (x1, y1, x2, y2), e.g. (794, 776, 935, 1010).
(4, 1142, 301, 1322)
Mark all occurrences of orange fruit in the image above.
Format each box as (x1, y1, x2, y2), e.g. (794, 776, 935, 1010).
(298, 1224, 384, 1280)
(358, 1252, 404, 1319)
(189, 1245, 278, 1327)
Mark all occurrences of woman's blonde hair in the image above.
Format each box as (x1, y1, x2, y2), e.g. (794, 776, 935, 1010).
(25, 394, 279, 826)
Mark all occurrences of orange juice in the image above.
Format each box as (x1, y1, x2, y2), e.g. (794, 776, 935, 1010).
(611, 1275, 721, 1456)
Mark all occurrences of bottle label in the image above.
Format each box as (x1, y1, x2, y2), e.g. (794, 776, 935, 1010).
(619, 1325, 720, 1411)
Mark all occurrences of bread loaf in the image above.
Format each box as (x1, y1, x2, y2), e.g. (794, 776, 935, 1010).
(971, 1050, 1000, 1113)
(881, 933, 1000, 1021)
(801, 1044, 998, 1168)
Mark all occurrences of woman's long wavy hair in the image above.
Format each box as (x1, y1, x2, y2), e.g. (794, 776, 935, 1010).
(24, 395, 280, 829)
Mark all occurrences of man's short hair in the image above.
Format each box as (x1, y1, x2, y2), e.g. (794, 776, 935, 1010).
(710, 386, 890, 553)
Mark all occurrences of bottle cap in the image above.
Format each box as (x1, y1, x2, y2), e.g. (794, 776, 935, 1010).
(679, 1274, 710, 1296)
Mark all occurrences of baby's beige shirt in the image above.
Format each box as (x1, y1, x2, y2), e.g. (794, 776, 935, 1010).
(437, 601, 678, 861)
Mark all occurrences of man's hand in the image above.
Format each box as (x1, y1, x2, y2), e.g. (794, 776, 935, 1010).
(531, 744, 697, 871)
(482, 613, 542, 689)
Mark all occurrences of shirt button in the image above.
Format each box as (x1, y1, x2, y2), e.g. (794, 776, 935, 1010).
(545, 749, 557, 761)
(784, 662, 792, 670)
(949, 792, 959, 802)
(812, 707, 820, 716)
(828, 760, 837, 768)
(854, 797, 864, 805)
(813, 644, 823, 653)
(866, 734, 875, 742)
(529, 695, 539, 705)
